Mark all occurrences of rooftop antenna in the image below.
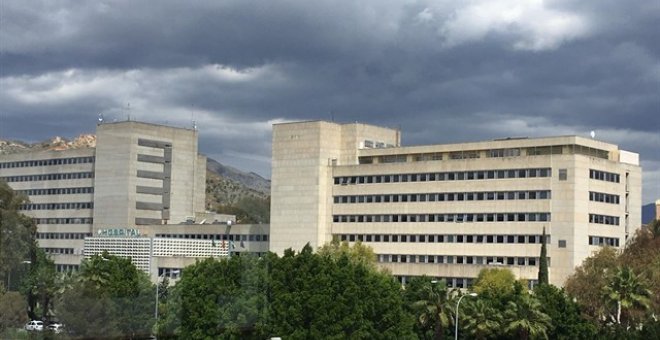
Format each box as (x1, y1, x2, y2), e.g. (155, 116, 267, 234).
(126, 102, 131, 121)
(191, 107, 197, 130)
(590, 130, 596, 139)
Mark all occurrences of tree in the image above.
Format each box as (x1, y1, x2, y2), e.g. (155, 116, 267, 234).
(169, 243, 414, 339)
(175, 255, 268, 339)
(410, 279, 452, 340)
(461, 298, 503, 340)
(0, 181, 35, 289)
(472, 268, 517, 301)
(618, 224, 660, 315)
(0, 291, 29, 333)
(58, 253, 155, 339)
(533, 284, 596, 339)
(565, 247, 619, 322)
(503, 294, 551, 340)
(21, 248, 57, 322)
(538, 227, 549, 285)
(603, 266, 651, 326)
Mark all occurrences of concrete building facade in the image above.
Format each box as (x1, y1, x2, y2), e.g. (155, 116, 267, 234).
(0, 120, 217, 275)
(270, 121, 642, 287)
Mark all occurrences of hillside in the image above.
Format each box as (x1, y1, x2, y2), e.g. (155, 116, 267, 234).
(642, 202, 656, 224)
(205, 158, 271, 223)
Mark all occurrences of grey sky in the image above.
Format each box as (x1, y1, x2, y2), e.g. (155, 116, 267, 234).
(1, 0, 658, 203)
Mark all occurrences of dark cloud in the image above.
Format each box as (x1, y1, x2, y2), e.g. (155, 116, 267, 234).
(1, 0, 659, 202)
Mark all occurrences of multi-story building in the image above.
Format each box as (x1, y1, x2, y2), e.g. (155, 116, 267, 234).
(270, 121, 642, 287)
(1, 120, 268, 278)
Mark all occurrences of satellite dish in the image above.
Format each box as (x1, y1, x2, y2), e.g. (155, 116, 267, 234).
(98, 113, 104, 123)
(590, 131, 595, 139)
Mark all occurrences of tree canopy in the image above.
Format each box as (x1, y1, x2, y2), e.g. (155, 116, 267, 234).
(164, 243, 414, 339)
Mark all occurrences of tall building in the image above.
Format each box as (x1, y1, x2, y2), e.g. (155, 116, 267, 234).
(0, 121, 206, 272)
(270, 121, 642, 287)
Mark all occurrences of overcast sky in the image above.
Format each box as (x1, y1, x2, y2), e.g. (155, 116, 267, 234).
(1, 0, 658, 203)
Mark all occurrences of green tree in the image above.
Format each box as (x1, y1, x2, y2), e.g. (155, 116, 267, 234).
(58, 253, 155, 339)
(460, 298, 502, 340)
(503, 294, 551, 340)
(409, 279, 452, 340)
(21, 248, 57, 322)
(538, 227, 549, 285)
(268, 244, 413, 339)
(0, 180, 35, 289)
(0, 291, 29, 333)
(618, 224, 660, 316)
(175, 255, 268, 339)
(603, 266, 651, 326)
(565, 247, 619, 322)
(472, 268, 517, 301)
(533, 284, 596, 339)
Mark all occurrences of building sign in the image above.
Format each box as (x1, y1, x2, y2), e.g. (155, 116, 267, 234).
(97, 228, 141, 237)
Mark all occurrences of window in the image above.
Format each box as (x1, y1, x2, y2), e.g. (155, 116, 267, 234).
(558, 240, 567, 248)
(559, 169, 568, 181)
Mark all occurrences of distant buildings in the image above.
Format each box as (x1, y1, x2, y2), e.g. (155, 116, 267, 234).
(270, 121, 642, 287)
(0, 121, 268, 280)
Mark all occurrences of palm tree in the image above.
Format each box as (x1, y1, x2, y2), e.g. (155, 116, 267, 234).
(461, 299, 502, 339)
(603, 266, 652, 325)
(412, 280, 452, 340)
(504, 294, 551, 340)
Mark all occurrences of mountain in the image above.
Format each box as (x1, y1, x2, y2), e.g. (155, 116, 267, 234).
(206, 158, 270, 195)
(642, 202, 656, 224)
(0, 135, 96, 154)
(205, 158, 270, 223)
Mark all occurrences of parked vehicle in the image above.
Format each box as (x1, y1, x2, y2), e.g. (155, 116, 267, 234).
(47, 323, 63, 333)
(24, 320, 43, 331)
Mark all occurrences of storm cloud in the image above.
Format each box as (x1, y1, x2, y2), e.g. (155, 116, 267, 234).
(1, 0, 658, 203)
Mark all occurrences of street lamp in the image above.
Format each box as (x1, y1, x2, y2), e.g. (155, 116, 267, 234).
(455, 292, 477, 340)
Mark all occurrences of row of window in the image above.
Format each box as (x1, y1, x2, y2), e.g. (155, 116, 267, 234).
(590, 169, 620, 183)
(55, 264, 79, 273)
(488, 148, 522, 158)
(333, 190, 551, 204)
(155, 233, 269, 242)
(34, 217, 93, 225)
(20, 202, 93, 211)
(589, 191, 620, 204)
(158, 267, 182, 279)
(334, 168, 552, 185)
(396, 276, 475, 288)
(0, 156, 94, 169)
(17, 187, 94, 196)
(338, 233, 549, 244)
(589, 214, 620, 226)
(378, 254, 546, 267)
(2, 172, 94, 183)
(37, 232, 93, 240)
(589, 236, 620, 247)
(333, 212, 551, 223)
(43, 248, 74, 255)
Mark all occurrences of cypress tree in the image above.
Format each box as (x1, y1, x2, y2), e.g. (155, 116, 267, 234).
(538, 227, 549, 285)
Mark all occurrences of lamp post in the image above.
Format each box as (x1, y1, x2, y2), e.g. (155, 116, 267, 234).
(455, 293, 477, 340)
